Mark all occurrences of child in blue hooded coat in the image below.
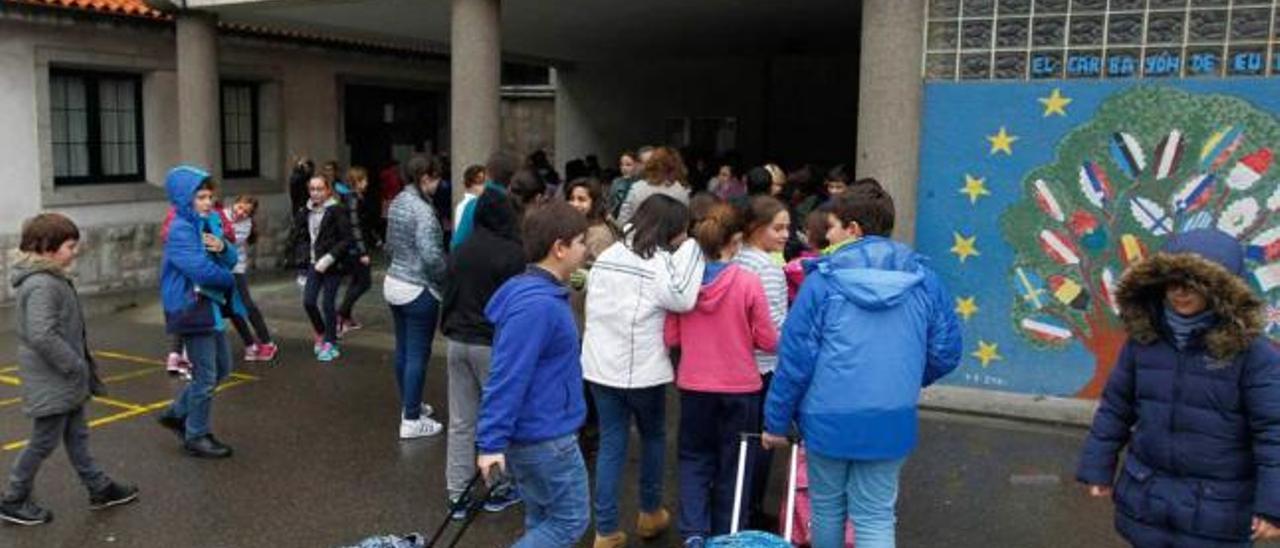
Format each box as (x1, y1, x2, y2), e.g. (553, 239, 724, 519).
(1079, 229, 1280, 546)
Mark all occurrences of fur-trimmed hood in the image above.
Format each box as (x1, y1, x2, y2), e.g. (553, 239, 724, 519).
(1116, 230, 1263, 360)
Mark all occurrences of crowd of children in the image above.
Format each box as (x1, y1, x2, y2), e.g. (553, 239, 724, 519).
(4, 142, 1278, 548)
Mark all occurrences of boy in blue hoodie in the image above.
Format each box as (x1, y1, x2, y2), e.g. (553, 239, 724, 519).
(155, 166, 240, 459)
(762, 183, 962, 548)
(476, 201, 591, 548)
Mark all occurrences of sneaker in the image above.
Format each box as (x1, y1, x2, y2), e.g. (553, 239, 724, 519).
(313, 334, 325, 355)
(89, 482, 139, 510)
(399, 417, 443, 440)
(166, 352, 186, 375)
(340, 317, 364, 336)
(0, 497, 51, 526)
(244, 344, 261, 362)
(256, 342, 280, 362)
(404, 403, 436, 420)
(483, 486, 523, 513)
(636, 507, 672, 539)
(317, 343, 340, 362)
(447, 494, 471, 521)
(684, 536, 706, 548)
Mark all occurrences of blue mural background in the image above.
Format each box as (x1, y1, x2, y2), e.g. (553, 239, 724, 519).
(917, 78, 1280, 398)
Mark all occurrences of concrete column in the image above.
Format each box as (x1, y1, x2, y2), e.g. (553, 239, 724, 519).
(177, 12, 221, 179)
(856, 0, 925, 243)
(450, 0, 501, 206)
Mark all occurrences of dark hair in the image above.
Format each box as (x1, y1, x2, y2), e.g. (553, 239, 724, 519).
(743, 195, 787, 239)
(826, 164, 854, 185)
(620, 150, 638, 163)
(692, 202, 743, 257)
(804, 204, 833, 250)
(20, 213, 80, 254)
(745, 166, 774, 196)
(522, 201, 588, 263)
(463, 164, 487, 188)
(642, 146, 688, 187)
(564, 177, 608, 224)
(688, 192, 723, 225)
(234, 195, 261, 245)
(486, 151, 519, 187)
(626, 194, 691, 260)
(198, 178, 217, 193)
(509, 168, 547, 210)
(831, 179, 895, 237)
(406, 155, 444, 185)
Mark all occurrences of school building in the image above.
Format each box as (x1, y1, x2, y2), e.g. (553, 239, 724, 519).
(4, 0, 1280, 407)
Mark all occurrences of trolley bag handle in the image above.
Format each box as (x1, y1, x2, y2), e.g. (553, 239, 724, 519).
(426, 468, 503, 548)
(730, 433, 799, 539)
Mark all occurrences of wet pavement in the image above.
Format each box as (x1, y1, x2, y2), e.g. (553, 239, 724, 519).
(0, 274, 1125, 547)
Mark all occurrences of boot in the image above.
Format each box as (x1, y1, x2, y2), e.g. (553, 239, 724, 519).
(593, 531, 627, 548)
(636, 507, 671, 539)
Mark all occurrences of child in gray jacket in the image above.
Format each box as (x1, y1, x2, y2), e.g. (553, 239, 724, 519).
(1, 213, 138, 526)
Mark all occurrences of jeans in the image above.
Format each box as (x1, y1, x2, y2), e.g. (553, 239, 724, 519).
(389, 291, 439, 421)
(677, 390, 760, 539)
(589, 383, 667, 535)
(5, 406, 109, 500)
(807, 452, 906, 548)
(507, 434, 591, 548)
(339, 261, 372, 319)
(304, 270, 342, 343)
(166, 331, 233, 441)
(446, 340, 493, 496)
(230, 273, 273, 346)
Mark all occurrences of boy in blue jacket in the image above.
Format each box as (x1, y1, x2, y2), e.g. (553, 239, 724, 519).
(762, 183, 962, 548)
(155, 166, 240, 459)
(476, 201, 590, 548)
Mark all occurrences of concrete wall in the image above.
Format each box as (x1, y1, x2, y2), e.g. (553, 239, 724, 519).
(555, 54, 858, 170)
(500, 96, 556, 165)
(0, 14, 450, 306)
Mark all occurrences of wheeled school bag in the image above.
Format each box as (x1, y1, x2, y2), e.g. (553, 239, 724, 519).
(342, 470, 498, 548)
(707, 434, 798, 548)
(783, 443, 855, 547)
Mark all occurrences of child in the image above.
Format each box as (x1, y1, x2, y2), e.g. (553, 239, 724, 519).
(161, 196, 236, 377)
(666, 203, 778, 547)
(336, 166, 376, 335)
(1, 214, 139, 525)
(476, 201, 592, 548)
(824, 164, 853, 199)
(784, 205, 833, 304)
(156, 165, 242, 459)
(454, 164, 487, 232)
(229, 195, 278, 362)
(763, 184, 962, 548)
(709, 163, 744, 202)
(1078, 229, 1280, 546)
(733, 195, 791, 527)
(288, 175, 354, 362)
(565, 177, 620, 327)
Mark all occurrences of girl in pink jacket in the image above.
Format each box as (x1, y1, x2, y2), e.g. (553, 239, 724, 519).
(664, 202, 778, 545)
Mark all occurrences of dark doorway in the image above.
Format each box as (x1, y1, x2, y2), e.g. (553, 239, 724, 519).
(343, 84, 443, 175)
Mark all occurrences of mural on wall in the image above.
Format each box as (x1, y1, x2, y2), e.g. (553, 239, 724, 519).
(917, 80, 1280, 399)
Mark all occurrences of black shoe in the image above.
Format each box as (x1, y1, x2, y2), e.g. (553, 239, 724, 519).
(0, 497, 52, 526)
(157, 415, 185, 440)
(89, 482, 139, 510)
(183, 434, 232, 459)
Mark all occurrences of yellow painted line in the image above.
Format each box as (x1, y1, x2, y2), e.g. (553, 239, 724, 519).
(4, 375, 259, 451)
(100, 367, 164, 384)
(0, 375, 20, 386)
(91, 396, 146, 412)
(93, 351, 167, 367)
(0, 366, 17, 374)
(0, 397, 21, 408)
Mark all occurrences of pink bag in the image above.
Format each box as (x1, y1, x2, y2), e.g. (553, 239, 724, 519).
(782, 444, 855, 547)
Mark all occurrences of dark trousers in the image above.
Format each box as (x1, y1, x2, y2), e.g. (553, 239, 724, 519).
(5, 406, 109, 500)
(678, 389, 761, 539)
(339, 261, 372, 320)
(304, 270, 342, 343)
(750, 372, 774, 521)
(229, 273, 272, 347)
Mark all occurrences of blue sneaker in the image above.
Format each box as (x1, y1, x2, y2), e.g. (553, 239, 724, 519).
(447, 495, 470, 521)
(317, 343, 340, 362)
(483, 486, 522, 513)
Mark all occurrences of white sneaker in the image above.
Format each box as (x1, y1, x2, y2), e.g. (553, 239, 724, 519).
(399, 417, 443, 440)
(402, 404, 436, 420)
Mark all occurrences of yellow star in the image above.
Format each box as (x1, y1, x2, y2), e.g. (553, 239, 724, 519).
(987, 126, 1018, 156)
(950, 232, 980, 263)
(972, 340, 1003, 368)
(1038, 88, 1072, 117)
(959, 174, 990, 204)
(955, 296, 979, 321)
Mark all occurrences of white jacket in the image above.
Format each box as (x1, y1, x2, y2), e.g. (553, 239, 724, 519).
(582, 238, 705, 389)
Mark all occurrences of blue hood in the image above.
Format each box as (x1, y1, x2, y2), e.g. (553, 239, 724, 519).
(166, 165, 211, 224)
(815, 236, 926, 310)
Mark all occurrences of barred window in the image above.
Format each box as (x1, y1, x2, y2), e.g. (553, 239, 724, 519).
(221, 82, 259, 179)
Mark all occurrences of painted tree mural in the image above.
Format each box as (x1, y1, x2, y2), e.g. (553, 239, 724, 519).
(1001, 86, 1280, 398)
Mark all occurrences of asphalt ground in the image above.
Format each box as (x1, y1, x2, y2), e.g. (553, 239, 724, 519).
(0, 274, 1124, 547)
